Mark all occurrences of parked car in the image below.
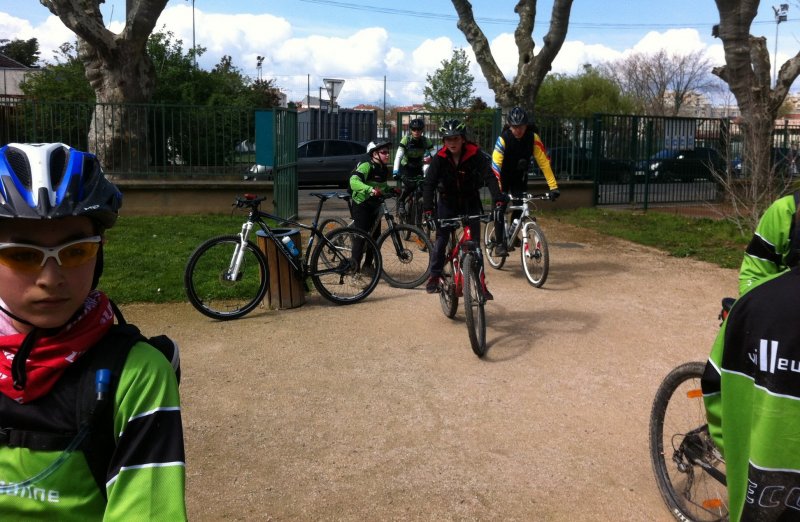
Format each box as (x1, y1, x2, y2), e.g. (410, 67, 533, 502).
(244, 139, 368, 186)
(731, 147, 796, 178)
(634, 147, 726, 182)
(530, 146, 634, 183)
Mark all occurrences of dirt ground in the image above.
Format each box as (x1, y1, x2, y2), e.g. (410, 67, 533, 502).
(121, 215, 737, 521)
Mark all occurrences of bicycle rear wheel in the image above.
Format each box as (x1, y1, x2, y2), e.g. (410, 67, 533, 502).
(521, 218, 549, 287)
(439, 238, 458, 318)
(320, 217, 349, 237)
(377, 224, 433, 288)
(310, 227, 381, 305)
(483, 221, 506, 269)
(462, 253, 487, 357)
(649, 362, 728, 522)
(184, 235, 269, 320)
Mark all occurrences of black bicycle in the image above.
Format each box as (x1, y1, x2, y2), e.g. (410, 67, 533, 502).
(319, 192, 433, 289)
(398, 175, 427, 239)
(649, 299, 732, 521)
(184, 192, 382, 320)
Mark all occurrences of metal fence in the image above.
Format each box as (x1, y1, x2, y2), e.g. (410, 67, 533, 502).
(0, 96, 260, 179)
(5, 95, 800, 209)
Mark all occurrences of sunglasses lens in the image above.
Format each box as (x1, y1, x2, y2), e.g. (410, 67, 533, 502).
(0, 247, 45, 272)
(0, 239, 101, 272)
(59, 242, 101, 268)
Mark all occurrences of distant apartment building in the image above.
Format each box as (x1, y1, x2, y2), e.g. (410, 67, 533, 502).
(0, 53, 33, 98)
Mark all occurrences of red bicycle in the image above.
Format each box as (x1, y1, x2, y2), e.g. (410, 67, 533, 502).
(432, 213, 493, 357)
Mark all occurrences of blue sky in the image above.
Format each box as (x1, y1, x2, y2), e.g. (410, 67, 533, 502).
(1, 1, 797, 106)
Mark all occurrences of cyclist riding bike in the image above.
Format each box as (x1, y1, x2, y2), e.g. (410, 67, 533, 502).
(423, 119, 503, 298)
(349, 140, 400, 271)
(393, 117, 435, 217)
(490, 107, 560, 257)
(0, 143, 186, 519)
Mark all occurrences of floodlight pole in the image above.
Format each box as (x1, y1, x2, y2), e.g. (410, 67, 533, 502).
(773, 4, 789, 87)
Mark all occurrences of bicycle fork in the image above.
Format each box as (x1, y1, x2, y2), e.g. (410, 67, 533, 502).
(226, 221, 254, 282)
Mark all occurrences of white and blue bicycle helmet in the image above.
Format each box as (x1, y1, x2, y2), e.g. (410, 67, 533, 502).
(0, 142, 122, 229)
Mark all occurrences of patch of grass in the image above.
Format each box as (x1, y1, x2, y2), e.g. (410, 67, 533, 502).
(545, 208, 750, 269)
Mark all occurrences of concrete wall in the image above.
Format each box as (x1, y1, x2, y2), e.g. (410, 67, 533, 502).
(113, 179, 594, 216)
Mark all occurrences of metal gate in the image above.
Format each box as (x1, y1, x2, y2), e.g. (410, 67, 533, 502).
(256, 108, 298, 218)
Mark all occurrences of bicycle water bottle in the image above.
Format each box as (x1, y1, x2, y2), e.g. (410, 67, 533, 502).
(282, 236, 300, 257)
(512, 218, 519, 228)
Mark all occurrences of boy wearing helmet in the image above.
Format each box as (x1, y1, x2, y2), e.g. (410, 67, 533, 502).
(349, 140, 399, 270)
(0, 143, 186, 519)
(392, 118, 435, 216)
(423, 119, 503, 298)
(490, 107, 559, 257)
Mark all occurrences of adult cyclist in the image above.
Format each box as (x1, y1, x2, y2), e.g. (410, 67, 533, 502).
(393, 117, 435, 217)
(490, 107, 560, 257)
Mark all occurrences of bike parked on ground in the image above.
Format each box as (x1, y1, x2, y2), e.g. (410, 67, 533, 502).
(184, 192, 382, 320)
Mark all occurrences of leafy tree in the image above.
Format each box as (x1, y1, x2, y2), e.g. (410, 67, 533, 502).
(423, 48, 475, 112)
(536, 69, 636, 118)
(598, 49, 714, 116)
(0, 38, 40, 67)
(20, 42, 94, 102)
(712, 2, 800, 231)
(450, 0, 573, 113)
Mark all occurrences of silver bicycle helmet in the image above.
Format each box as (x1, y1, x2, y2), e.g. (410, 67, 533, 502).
(439, 119, 466, 138)
(366, 140, 392, 155)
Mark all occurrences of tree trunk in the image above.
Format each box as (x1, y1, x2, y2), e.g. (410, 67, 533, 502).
(713, 0, 800, 227)
(451, 0, 574, 113)
(40, 0, 168, 172)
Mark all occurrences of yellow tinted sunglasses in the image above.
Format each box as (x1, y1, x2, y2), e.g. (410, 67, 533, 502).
(0, 236, 102, 272)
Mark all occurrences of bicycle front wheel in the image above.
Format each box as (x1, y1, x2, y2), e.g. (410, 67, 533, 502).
(184, 235, 269, 320)
(521, 218, 549, 287)
(462, 253, 487, 357)
(377, 224, 433, 288)
(649, 362, 728, 522)
(483, 221, 506, 269)
(310, 227, 382, 305)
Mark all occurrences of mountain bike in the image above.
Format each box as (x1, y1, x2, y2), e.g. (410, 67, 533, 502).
(432, 213, 493, 358)
(398, 174, 427, 240)
(319, 192, 433, 288)
(483, 192, 552, 287)
(649, 299, 733, 522)
(184, 192, 382, 320)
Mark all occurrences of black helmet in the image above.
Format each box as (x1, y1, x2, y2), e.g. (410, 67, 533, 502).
(0, 142, 122, 229)
(439, 119, 466, 138)
(409, 118, 425, 131)
(507, 107, 529, 126)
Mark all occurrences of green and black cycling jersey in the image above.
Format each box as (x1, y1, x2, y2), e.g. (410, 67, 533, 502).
(393, 134, 434, 174)
(703, 266, 800, 522)
(739, 192, 800, 295)
(350, 159, 392, 205)
(0, 340, 186, 520)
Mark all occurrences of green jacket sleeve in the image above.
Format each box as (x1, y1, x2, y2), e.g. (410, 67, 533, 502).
(349, 162, 391, 205)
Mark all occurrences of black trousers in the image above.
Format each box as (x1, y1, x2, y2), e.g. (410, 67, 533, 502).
(351, 199, 381, 268)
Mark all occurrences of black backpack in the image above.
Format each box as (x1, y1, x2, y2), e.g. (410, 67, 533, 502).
(0, 301, 179, 496)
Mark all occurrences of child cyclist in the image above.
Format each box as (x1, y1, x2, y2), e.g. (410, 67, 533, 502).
(0, 143, 186, 519)
(423, 119, 504, 298)
(392, 117, 435, 217)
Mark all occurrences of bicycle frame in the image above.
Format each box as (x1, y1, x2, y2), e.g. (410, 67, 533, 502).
(230, 193, 352, 281)
(440, 215, 486, 297)
(501, 193, 550, 246)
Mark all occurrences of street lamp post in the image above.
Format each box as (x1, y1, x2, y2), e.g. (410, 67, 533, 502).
(773, 4, 789, 87)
